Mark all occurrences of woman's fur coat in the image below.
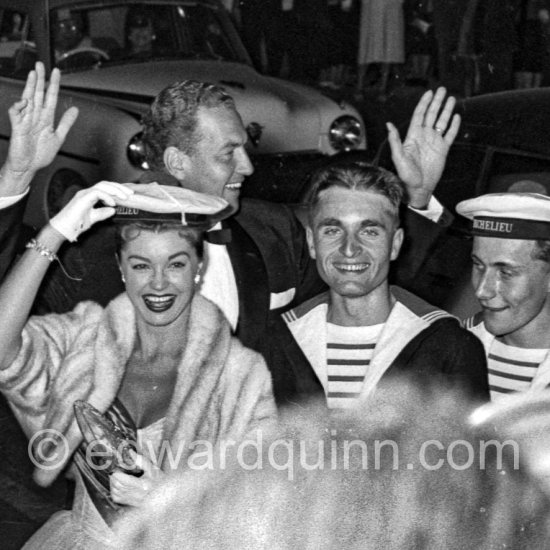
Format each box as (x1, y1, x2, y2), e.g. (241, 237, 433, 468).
(0, 293, 276, 486)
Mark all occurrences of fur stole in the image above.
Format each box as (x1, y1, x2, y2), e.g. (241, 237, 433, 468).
(1, 293, 275, 486)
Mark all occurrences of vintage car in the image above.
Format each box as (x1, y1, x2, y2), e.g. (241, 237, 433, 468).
(0, 0, 367, 226)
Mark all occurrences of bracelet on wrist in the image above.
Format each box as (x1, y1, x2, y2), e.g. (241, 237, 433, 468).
(25, 238, 58, 262)
(25, 238, 82, 281)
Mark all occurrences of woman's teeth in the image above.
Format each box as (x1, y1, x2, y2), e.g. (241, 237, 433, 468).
(143, 295, 175, 312)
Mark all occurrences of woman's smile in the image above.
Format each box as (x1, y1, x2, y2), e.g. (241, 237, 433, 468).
(142, 294, 176, 312)
(120, 229, 200, 327)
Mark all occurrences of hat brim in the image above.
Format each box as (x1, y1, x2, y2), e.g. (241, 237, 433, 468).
(111, 182, 232, 228)
(112, 206, 233, 228)
(456, 192, 550, 240)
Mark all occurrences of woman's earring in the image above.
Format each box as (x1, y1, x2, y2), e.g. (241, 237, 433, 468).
(194, 272, 201, 285)
(121, 274, 126, 283)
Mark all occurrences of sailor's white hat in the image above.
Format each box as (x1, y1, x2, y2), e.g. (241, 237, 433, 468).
(456, 193, 550, 239)
(113, 182, 231, 228)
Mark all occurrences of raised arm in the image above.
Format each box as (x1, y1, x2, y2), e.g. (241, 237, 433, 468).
(0, 182, 133, 370)
(0, 63, 79, 282)
(0, 62, 79, 197)
(386, 87, 461, 209)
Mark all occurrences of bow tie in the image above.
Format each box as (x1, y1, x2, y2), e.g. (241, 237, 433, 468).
(205, 228, 232, 245)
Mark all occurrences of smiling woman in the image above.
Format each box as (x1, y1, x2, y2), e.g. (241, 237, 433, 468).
(116, 222, 203, 329)
(0, 182, 276, 549)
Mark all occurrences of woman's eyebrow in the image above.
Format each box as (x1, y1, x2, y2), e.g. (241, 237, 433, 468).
(168, 251, 190, 261)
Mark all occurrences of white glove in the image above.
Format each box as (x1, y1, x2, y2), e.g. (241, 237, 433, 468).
(49, 181, 134, 242)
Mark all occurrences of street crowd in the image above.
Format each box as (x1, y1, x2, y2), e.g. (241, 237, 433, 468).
(228, 0, 550, 100)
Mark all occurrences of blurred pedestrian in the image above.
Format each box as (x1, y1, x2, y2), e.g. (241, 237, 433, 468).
(124, 8, 156, 58)
(257, 1, 298, 77)
(404, 0, 436, 85)
(237, 0, 277, 72)
(432, 0, 468, 94)
(356, 0, 405, 101)
(475, 0, 518, 94)
(319, 0, 359, 89)
(514, 0, 550, 88)
(0, 10, 24, 41)
(291, 0, 331, 82)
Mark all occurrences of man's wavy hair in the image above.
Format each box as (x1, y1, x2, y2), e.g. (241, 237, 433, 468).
(304, 161, 407, 225)
(142, 80, 235, 171)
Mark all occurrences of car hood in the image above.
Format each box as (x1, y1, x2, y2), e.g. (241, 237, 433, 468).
(60, 60, 359, 154)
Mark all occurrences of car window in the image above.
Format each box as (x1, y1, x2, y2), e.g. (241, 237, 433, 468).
(480, 148, 550, 196)
(0, 9, 36, 78)
(50, 2, 243, 72)
(0, 8, 24, 42)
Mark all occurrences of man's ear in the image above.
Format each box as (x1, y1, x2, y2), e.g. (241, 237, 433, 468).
(306, 226, 316, 260)
(390, 227, 404, 261)
(164, 146, 190, 180)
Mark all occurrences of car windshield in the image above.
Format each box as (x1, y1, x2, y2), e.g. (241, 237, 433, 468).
(49, 2, 244, 71)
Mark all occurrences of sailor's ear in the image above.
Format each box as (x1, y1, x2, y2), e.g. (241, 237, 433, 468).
(306, 225, 316, 259)
(390, 227, 404, 261)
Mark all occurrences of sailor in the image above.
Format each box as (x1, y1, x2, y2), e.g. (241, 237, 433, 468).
(459, 193, 550, 401)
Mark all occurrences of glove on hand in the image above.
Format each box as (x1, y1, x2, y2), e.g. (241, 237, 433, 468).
(49, 181, 133, 241)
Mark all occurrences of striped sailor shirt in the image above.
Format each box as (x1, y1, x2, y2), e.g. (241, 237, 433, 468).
(326, 322, 384, 409)
(488, 339, 548, 402)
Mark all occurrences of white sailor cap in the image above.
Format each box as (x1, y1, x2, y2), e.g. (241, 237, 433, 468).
(456, 192, 550, 240)
(113, 182, 231, 228)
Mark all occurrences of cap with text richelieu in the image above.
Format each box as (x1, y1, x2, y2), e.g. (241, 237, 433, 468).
(456, 192, 550, 240)
(112, 182, 232, 229)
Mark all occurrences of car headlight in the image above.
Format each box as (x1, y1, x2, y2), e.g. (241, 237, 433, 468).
(127, 132, 149, 170)
(329, 116, 363, 152)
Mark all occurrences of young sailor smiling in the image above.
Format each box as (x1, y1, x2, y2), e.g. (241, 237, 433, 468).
(459, 193, 550, 402)
(279, 162, 489, 409)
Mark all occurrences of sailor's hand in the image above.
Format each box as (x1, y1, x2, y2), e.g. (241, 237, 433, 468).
(386, 87, 461, 209)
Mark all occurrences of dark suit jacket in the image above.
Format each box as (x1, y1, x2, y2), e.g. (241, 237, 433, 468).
(0, 198, 27, 282)
(0, 193, 455, 402)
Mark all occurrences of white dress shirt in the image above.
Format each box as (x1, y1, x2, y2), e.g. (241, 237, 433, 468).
(200, 223, 239, 331)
